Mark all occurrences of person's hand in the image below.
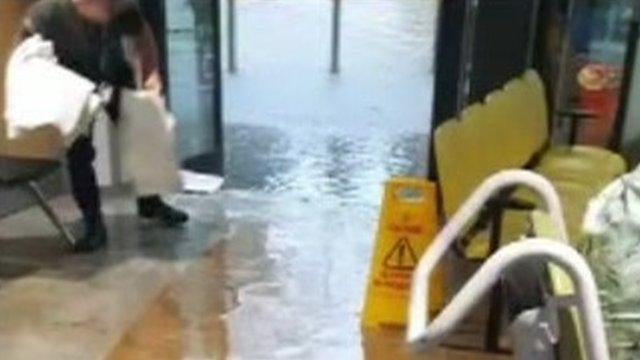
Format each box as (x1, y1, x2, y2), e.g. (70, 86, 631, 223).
(143, 73, 166, 109)
(144, 71, 164, 96)
(147, 90, 167, 110)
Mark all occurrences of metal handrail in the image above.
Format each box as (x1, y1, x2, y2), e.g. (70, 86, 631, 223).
(406, 169, 609, 359)
(406, 171, 566, 343)
(408, 239, 609, 360)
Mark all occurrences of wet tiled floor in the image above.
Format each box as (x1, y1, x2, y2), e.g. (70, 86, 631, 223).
(0, 189, 506, 359)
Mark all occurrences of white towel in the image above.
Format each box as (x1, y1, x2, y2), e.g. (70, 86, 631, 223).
(118, 90, 182, 196)
(5, 36, 182, 196)
(4, 35, 103, 146)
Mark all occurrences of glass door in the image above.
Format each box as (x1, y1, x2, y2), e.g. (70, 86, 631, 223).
(555, 0, 634, 148)
(165, 0, 224, 175)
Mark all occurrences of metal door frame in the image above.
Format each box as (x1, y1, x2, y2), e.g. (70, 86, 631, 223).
(140, 0, 225, 175)
(211, 0, 225, 174)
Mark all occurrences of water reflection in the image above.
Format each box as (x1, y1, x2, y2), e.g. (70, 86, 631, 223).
(167, 0, 436, 206)
(220, 0, 435, 206)
(224, 123, 429, 207)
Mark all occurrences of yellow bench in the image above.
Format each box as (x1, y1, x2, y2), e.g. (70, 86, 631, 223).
(435, 70, 625, 357)
(435, 70, 627, 259)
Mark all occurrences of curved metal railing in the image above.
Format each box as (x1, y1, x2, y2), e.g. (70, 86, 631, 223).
(406, 170, 608, 360)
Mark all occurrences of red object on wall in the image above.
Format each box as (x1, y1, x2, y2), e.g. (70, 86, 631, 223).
(578, 87, 620, 147)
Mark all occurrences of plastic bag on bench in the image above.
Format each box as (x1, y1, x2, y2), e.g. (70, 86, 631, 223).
(583, 166, 640, 358)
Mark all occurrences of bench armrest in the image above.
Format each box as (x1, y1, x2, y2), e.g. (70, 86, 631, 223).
(456, 195, 537, 255)
(498, 196, 537, 211)
(408, 239, 610, 360)
(556, 109, 598, 120)
(556, 108, 599, 145)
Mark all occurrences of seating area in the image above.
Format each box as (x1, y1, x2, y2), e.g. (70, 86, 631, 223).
(0, 157, 75, 246)
(431, 70, 630, 358)
(435, 70, 627, 259)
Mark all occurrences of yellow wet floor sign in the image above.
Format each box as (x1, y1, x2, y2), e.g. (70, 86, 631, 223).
(363, 177, 444, 328)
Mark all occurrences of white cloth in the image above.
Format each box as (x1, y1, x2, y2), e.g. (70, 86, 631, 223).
(5, 36, 182, 196)
(118, 90, 182, 196)
(4, 35, 104, 146)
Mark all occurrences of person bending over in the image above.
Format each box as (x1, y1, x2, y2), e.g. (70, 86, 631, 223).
(20, 0, 189, 252)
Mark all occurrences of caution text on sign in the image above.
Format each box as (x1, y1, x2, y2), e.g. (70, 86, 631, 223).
(362, 178, 444, 328)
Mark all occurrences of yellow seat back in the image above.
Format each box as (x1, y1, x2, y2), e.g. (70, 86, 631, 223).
(523, 70, 550, 134)
(436, 71, 550, 218)
(436, 105, 489, 217)
(522, 70, 551, 146)
(502, 76, 548, 160)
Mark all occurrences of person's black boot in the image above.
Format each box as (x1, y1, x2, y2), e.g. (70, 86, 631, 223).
(73, 220, 108, 253)
(137, 196, 189, 227)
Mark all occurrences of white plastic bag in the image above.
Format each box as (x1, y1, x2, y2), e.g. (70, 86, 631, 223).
(583, 166, 640, 358)
(118, 90, 182, 196)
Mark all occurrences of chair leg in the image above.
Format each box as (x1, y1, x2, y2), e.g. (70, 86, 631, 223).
(485, 281, 504, 351)
(485, 205, 505, 352)
(26, 182, 76, 246)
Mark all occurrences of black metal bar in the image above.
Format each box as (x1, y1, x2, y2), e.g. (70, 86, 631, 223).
(568, 118, 579, 145)
(485, 201, 505, 352)
(553, 0, 578, 140)
(212, 0, 225, 174)
(228, 0, 237, 73)
(485, 282, 504, 352)
(526, 0, 542, 67)
(458, 0, 477, 110)
(331, 0, 342, 74)
(27, 182, 76, 246)
(428, 0, 468, 181)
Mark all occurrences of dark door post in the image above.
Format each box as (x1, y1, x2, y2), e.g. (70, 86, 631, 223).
(138, 0, 169, 96)
(428, 0, 467, 181)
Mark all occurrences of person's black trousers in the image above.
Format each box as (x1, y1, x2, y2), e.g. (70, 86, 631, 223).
(66, 136, 102, 226)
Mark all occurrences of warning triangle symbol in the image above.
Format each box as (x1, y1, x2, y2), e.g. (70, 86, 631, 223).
(383, 237, 418, 270)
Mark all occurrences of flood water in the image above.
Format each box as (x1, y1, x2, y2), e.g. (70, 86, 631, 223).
(168, 0, 437, 207)
(164, 0, 438, 357)
(164, 1, 439, 351)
